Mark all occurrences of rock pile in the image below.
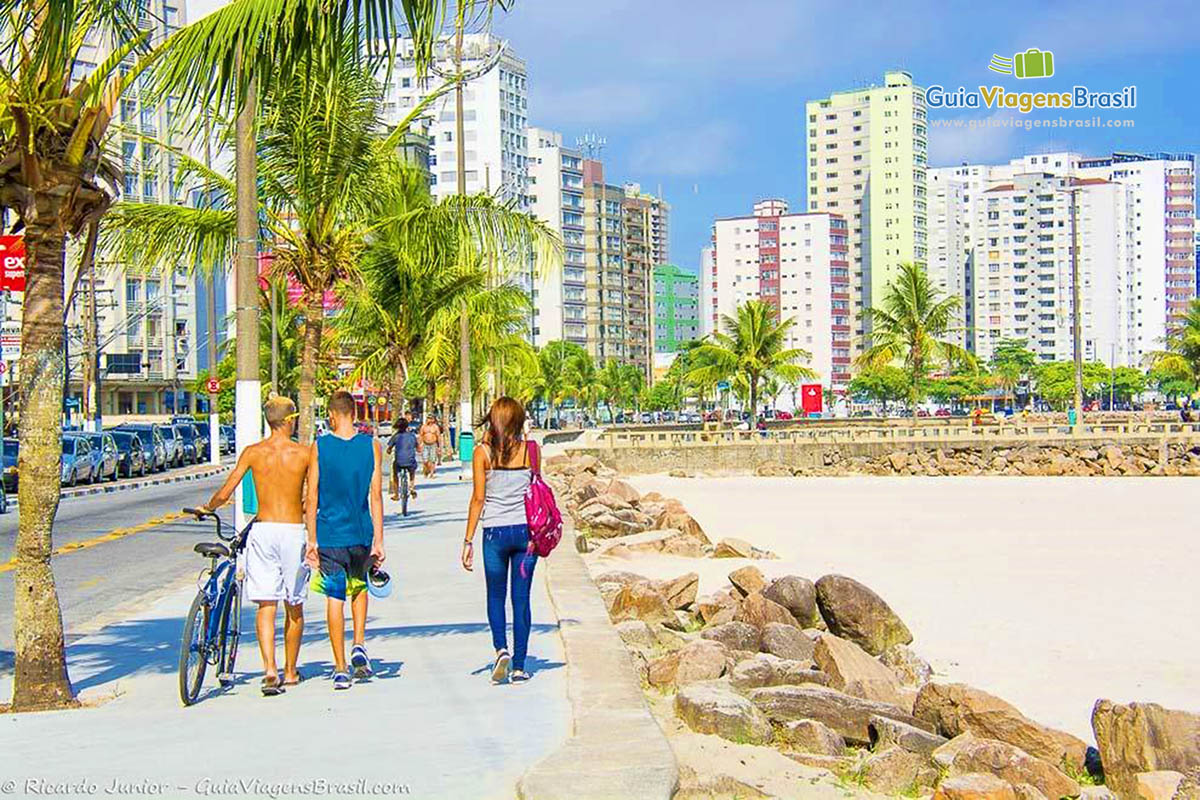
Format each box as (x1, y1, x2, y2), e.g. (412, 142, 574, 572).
(544, 454, 778, 559)
(756, 442, 1200, 478)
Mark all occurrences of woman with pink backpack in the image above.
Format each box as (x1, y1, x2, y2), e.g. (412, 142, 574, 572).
(461, 397, 561, 685)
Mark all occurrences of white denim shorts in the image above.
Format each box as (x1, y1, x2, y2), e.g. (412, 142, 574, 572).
(244, 522, 309, 605)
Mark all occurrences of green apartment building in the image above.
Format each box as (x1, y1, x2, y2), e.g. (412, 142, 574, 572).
(806, 70, 928, 356)
(652, 264, 700, 353)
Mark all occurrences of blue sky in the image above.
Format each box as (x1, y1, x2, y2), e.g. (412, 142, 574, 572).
(495, 0, 1200, 273)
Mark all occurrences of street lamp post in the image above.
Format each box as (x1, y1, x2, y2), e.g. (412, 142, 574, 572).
(1058, 184, 1085, 433)
(234, 70, 262, 527)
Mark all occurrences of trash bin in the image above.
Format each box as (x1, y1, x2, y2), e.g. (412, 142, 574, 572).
(1067, 409, 1077, 426)
(458, 430, 474, 463)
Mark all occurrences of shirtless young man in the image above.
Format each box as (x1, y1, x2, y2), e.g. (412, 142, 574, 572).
(199, 396, 312, 696)
(418, 416, 442, 478)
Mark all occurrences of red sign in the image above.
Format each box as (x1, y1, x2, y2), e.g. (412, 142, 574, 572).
(206, 378, 221, 394)
(257, 252, 341, 311)
(800, 383, 823, 415)
(0, 235, 26, 292)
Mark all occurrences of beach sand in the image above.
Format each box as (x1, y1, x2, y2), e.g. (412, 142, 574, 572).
(590, 474, 1199, 740)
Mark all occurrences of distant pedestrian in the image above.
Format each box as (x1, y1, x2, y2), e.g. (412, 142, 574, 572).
(305, 390, 385, 690)
(461, 396, 537, 685)
(418, 416, 442, 478)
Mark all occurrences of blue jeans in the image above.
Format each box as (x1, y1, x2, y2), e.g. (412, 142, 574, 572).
(482, 523, 537, 670)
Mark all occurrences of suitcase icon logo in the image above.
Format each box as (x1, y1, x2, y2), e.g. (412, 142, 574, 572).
(988, 49, 1055, 79)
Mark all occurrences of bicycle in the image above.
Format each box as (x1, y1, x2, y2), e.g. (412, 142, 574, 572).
(177, 507, 252, 707)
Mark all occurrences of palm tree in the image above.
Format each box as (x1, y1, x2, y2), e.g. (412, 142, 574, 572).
(533, 341, 585, 426)
(856, 262, 975, 416)
(689, 300, 815, 428)
(565, 350, 601, 422)
(597, 359, 627, 423)
(1146, 299, 1200, 400)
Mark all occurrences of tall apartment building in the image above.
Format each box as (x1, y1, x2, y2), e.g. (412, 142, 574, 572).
(652, 264, 699, 354)
(805, 70, 928, 353)
(929, 151, 1196, 363)
(710, 200, 847, 390)
(527, 127, 587, 347)
(623, 183, 670, 266)
(622, 186, 670, 373)
(973, 173, 1136, 366)
(55, 0, 203, 419)
(699, 244, 716, 338)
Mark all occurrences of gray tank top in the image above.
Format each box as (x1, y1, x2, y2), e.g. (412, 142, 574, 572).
(482, 444, 531, 527)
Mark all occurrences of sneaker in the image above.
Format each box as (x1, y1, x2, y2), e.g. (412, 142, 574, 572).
(491, 650, 511, 684)
(350, 644, 371, 679)
(510, 669, 530, 685)
(332, 671, 352, 690)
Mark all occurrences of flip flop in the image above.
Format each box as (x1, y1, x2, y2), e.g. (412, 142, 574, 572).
(282, 674, 302, 687)
(261, 675, 285, 696)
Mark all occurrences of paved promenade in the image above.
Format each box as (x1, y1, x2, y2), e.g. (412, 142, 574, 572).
(1, 469, 570, 799)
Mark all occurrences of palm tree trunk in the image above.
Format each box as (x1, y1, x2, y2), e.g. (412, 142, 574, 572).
(297, 291, 323, 444)
(391, 360, 407, 424)
(13, 218, 76, 711)
(749, 372, 759, 429)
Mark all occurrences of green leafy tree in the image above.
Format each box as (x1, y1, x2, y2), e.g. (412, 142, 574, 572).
(1034, 361, 1108, 409)
(532, 341, 586, 426)
(856, 262, 974, 415)
(848, 366, 909, 414)
(1099, 366, 1148, 407)
(688, 300, 814, 428)
(565, 350, 601, 420)
(1146, 298, 1200, 402)
(989, 338, 1037, 408)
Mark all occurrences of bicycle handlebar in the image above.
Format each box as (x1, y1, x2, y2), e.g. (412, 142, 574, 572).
(182, 507, 234, 541)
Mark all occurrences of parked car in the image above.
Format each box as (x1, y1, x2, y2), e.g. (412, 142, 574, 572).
(2, 437, 17, 492)
(156, 423, 184, 467)
(776, 410, 794, 421)
(220, 424, 235, 454)
(79, 432, 120, 482)
(61, 436, 94, 487)
(112, 424, 170, 472)
(175, 422, 209, 463)
(109, 430, 149, 478)
(935, 408, 952, 417)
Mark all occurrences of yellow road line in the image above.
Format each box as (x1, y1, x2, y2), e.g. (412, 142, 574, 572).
(0, 505, 229, 574)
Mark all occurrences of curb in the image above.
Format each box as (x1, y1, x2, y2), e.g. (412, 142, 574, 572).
(10, 463, 231, 508)
(516, 521, 678, 800)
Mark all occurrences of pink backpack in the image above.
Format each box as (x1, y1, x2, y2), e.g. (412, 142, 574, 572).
(523, 440, 563, 566)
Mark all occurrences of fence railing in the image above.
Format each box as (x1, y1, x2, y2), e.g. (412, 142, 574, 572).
(586, 422, 1200, 449)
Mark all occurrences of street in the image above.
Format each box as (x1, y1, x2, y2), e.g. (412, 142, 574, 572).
(0, 470, 231, 664)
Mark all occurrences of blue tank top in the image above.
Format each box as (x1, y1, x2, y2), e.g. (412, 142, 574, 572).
(316, 433, 376, 547)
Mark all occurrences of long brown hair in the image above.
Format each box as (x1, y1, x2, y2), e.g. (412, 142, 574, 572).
(484, 396, 526, 466)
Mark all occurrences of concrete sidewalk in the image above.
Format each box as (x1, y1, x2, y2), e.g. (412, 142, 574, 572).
(1, 469, 569, 799)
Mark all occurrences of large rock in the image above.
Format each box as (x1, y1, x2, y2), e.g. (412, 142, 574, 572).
(762, 575, 821, 628)
(737, 592, 801, 630)
(870, 715, 949, 756)
(674, 680, 774, 745)
(815, 574, 913, 656)
(729, 653, 828, 692)
(713, 537, 754, 558)
(605, 580, 674, 625)
(934, 773, 1019, 800)
(779, 719, 846, 756)
(729, 565, 767, 597)
(915, 683, 1089, 771)
(647, 639, 729, 689)
(604, 478, 641, 505)
(614, 619, 658, 650)
(863, 745, 941, 794)
(656, 505, 711, 545)
(882, 643, 933, 687)
(760, 622, 816, 664)
(654, 572, 699, 610)
(813, 632, 905, 707)
(933, 733, 1080, 800)
(750, 684, 934, 746)
(1091, 700, 1200, 800)
(1134, 772, 1185, 800)
(701, 621, 761, 652)
(594, 569, 648, 587)
(591, 528, 704, 558)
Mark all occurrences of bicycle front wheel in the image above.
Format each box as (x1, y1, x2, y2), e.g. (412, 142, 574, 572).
(400, 470, 409, 516)
(217, 581, 241, 686)
(179, 592, 210, 706)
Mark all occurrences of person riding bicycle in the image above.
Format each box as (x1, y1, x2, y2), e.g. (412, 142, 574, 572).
(200, 396, 312, 696)
(386, 417, 419, 502)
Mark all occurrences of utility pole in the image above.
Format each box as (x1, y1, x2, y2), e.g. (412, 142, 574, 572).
(204, 115, 220, 466)
(234, 67, 262, 526)
(270, 280, 279, 395)
(454, 20, 471, 476)
(1066, 185, 1084, 433)
(80, 220, 100, 432)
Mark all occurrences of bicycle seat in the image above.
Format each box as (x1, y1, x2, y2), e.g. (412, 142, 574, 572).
(194, 542, 230, 559)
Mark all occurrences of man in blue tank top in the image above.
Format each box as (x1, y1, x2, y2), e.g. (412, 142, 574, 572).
(304, 390, 385, 690)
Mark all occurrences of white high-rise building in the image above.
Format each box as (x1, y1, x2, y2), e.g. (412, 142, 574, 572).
(699, 244, 716, 338)
(379, 34, 529, 208)
(929, 151, 1196, 364)
(527, 127, 586, 347)
(710, 200, 847, 391)
(973, 173, 1136, 366)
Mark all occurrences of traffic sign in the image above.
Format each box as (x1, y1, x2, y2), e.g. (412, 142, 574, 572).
(206, 377, 220, 394)
(717, 381, 730, 391)
(0, 235, 24, 293)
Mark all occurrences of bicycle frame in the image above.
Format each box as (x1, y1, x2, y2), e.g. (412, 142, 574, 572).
(200, 559, 238, 650)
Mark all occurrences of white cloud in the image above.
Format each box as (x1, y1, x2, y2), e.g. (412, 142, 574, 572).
(629, 121, 740, 177)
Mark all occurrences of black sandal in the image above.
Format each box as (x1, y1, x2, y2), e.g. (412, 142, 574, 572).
(261, 675, 285, 696)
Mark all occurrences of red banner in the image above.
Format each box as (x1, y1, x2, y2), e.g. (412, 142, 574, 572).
(0, 235, 26, 292)
(257, 252, 341, 311)
(800, 383, 823, 415)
